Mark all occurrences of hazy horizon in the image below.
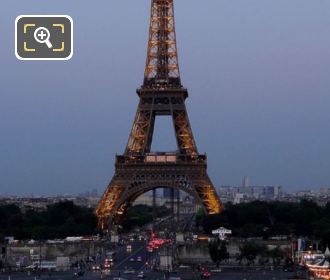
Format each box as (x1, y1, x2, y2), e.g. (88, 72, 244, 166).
(1, 0, 330, 196)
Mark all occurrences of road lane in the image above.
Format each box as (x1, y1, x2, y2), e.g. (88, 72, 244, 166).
(112, 241, 147, 271)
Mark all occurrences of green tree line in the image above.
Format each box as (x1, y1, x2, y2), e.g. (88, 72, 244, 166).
(0, 201, 97, 240)
(121, 204, 170, 232)
(197, 200, 330, 248)
(0, 202, 170, 240)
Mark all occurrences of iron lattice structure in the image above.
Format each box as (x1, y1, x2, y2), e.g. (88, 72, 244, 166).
(144, 0, 180, 87)
(96, 0, 222, 229)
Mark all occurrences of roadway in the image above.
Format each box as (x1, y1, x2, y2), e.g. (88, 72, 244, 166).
(111, 241, 154, 272)
(0, 269, 298, 280)
(0, 226, 301, 280)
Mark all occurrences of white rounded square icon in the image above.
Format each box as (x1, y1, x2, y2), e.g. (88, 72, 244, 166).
(15, 15, 73, 60)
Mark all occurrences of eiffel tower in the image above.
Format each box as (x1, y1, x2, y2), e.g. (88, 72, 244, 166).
(96, 0, 223, 229)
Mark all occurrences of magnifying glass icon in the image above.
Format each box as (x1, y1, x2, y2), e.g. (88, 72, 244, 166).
(34, 27, 53, 49)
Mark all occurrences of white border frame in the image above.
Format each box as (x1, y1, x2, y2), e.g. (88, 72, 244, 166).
(15, 15, 73, 61)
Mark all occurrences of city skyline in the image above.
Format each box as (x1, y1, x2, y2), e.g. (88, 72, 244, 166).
(0, 180, 329, 197)
(1, 0, 330, 195)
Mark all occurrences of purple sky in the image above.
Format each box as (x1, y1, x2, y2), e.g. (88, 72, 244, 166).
(0, 0, 330, 195)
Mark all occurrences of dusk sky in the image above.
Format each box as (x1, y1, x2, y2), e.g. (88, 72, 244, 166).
(0, 1, 330, 195)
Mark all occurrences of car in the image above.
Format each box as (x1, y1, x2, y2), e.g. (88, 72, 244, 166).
(92, 265, 100, 270)
(103, 262, 111, 269)
(74, 271, 85, 277)
(123, 269, 135, 274)
(102, 269, 111, 275)
(106, 251, 116, 259)
(283, 265, 293, 272)
(137, 271, 145, 278)
(201, 271, 211, 279)
(137, 256, 142, 262)
(129, 257, 135, 262)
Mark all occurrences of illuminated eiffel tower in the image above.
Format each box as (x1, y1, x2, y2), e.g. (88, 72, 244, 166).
(96, 0, 223, 229)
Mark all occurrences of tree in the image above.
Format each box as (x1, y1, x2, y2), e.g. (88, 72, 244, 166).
(197, 200, 328, 239)
(267, 246, 283, 267)
(238, 242, 266, 265)
(121, 204, 170, 232)
(209, 238, 229, 267)
(0, 202, 97, 240)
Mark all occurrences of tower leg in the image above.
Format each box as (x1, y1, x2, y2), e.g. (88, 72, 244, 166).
(152, 188, 156, 230)
(170, 188, 175, 231)
(177, 191, 180, 223)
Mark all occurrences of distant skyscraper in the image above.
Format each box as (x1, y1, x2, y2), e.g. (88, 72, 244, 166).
(242, 176, 249, 188)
